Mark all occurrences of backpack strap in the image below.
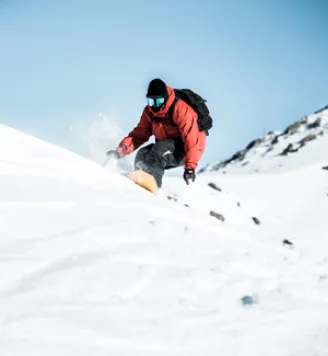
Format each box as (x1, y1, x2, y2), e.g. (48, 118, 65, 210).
(167, 96, 179, 120)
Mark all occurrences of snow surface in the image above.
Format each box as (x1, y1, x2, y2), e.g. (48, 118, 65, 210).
(203, 106, 328, 174)
(1, 123, 328, 355)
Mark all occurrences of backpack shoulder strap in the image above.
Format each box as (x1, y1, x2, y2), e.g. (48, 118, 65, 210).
(168, 96, 179, 119)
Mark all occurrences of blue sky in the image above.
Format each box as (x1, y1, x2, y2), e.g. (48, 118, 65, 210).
(1, 0, 327, 167)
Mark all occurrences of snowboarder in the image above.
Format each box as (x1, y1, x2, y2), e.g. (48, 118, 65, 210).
(106, 78, 207, 189)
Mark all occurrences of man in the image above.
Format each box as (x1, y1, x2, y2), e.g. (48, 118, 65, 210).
(107, 78, 206, 188)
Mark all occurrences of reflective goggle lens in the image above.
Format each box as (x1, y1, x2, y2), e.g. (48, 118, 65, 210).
(148, 97, 165, 108)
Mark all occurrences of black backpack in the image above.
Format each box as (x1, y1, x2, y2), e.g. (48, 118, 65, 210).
(169, 89, 213, 136)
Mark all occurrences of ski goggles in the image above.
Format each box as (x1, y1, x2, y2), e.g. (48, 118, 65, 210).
(147, 97, 165, 108)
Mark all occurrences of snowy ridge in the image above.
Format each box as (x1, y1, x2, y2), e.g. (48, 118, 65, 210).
(1, 124, 328, 355)
(201, 105, 328, 174)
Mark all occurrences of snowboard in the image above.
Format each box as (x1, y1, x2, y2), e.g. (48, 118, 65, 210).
(127, 170, 158, 194)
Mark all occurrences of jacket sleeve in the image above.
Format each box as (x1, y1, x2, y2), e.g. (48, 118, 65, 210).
(117, 108, 152, 158)
(172, 100, 200, 169)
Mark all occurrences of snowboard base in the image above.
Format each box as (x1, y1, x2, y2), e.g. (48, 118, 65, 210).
(128, 170, 158, 194)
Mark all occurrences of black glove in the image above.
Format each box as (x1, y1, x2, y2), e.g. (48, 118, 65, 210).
(183, 168, 196, 185)
(106, 149, 120, 160)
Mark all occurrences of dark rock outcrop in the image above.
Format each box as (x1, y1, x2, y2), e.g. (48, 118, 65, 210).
(271, 135, 280, 145)
(283, 121, 303, 135)
(280, 143, 298, 156)
(246, 138, 263, 150)
(167, 194, 178, 202)
(231, 149, 248, 162)
(299, 134, 317, 147)
(252, 217, 261, 225)
(307, 118, 322, 129)
(210, 211, 225, 222)
(208, 182, 222, 192)
(241, 295, 256, 306)
(283, 239, 293, 247)
(314, 104, 328, 115)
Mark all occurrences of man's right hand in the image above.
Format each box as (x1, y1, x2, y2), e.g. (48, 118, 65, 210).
(106, 150, 120, 160)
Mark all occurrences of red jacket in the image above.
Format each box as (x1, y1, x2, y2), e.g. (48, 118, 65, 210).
(117, 87, 206, 169)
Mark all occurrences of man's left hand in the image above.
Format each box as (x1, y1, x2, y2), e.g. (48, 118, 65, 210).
(183, 168, 196, 185)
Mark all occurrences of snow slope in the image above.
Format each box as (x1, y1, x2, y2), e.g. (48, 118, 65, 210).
(1, 124, 328, 355)
(202, 105, 328, 174)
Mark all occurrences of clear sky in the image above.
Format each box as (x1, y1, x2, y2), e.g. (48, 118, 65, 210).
(1, 0, 327, 168)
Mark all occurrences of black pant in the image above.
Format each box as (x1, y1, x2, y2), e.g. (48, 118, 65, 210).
(134, 138, 185, 187)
